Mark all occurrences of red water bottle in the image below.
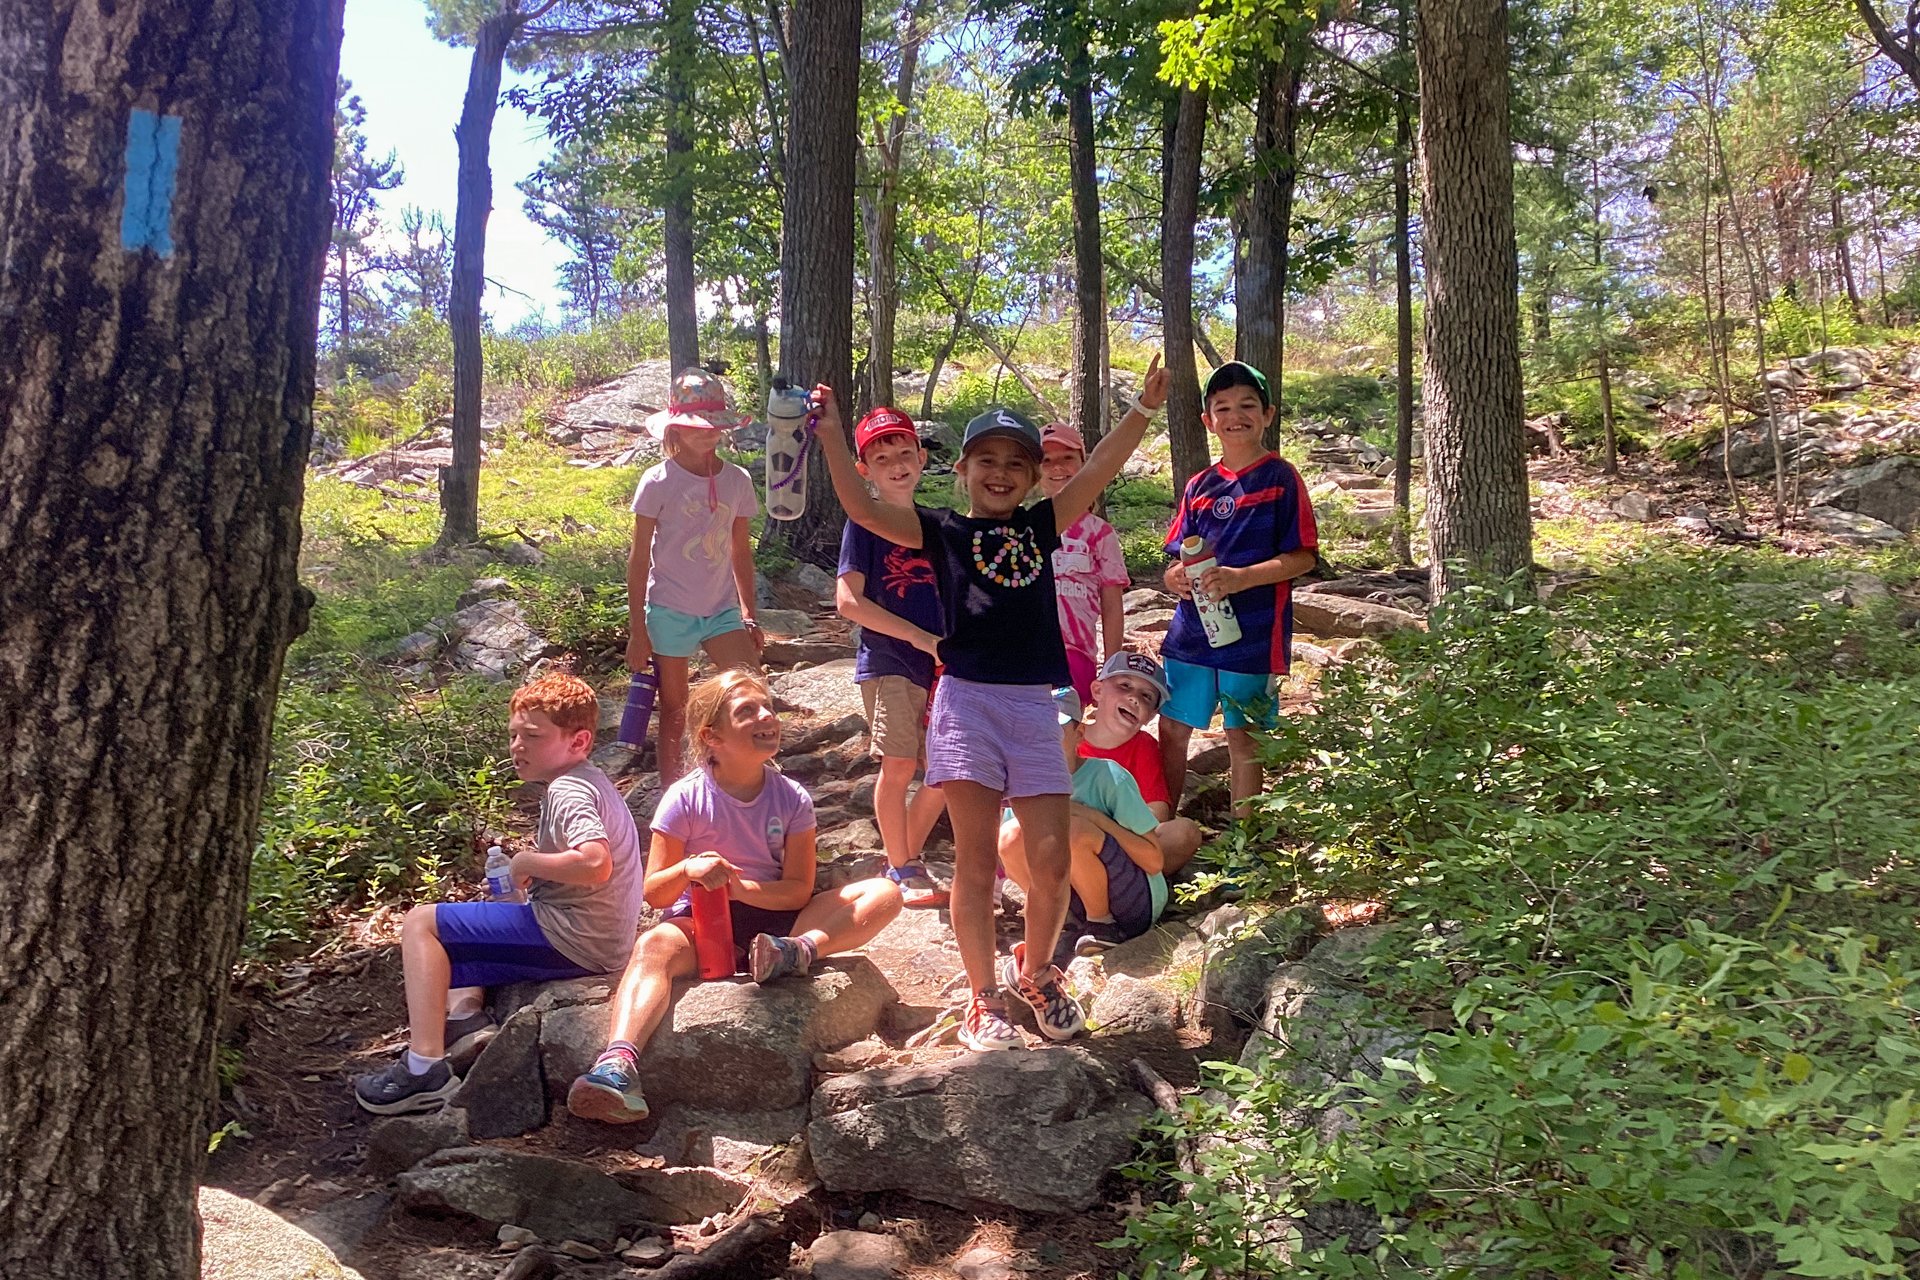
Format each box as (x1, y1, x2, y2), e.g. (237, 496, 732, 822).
(689, 881, 736, 980)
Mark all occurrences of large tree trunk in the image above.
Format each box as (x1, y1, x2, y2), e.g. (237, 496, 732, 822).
(862, 1, 925, 412)
(0, 3, 339, 1276)
(769, 0, 860, 570)
(1417, 0, 1533, 595)
(1066, 54, 1105, 446)
(663, 0, 700, 372)
(1161, 87, 1211, 490)
(443, 11, 517, 546)
(1237, 50, 1304, 385)
(1832, 186, 1863, 322)
(1391, 1, 1417, 567)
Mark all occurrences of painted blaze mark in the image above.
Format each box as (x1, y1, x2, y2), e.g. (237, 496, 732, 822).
(120, 109, 182, 257)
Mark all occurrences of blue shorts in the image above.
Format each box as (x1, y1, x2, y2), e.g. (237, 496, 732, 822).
(1070, 834, 1168, 940)
(435, 901, 598, 989)
(645, 602, 746, 658)
(1161, 655, 1278, 731)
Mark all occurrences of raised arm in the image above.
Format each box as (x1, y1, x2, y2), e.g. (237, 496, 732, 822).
(813, 384, 924, 547)
(1053, 355, 1168, 527)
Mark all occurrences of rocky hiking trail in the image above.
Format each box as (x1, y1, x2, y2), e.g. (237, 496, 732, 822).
(219, 348, 1920, 1279)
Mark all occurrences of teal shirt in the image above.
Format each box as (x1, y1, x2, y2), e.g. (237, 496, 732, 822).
(1062, 758, 1170, 923)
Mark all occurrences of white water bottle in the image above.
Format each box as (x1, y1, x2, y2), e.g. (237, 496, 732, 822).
(764, 383, 812, 522)
(484, 843, 524, 902)
(1180, 535, 1243, 648)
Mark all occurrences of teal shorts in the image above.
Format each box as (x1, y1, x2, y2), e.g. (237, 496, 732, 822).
(644, 602, 746, 658)
(1161, 655, 1278, 731)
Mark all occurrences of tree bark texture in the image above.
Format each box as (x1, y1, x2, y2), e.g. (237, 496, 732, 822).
(663, 0, 701, 373)
(0, 2, 340, 1276)
(1391, 12, 1417, 567)
(1161, 87, 1211, 491)
(1067, 60, 1105, 446)
(1855, 0, 1920, 91)
(1416, 0, 1533, 595)
(861, 0, 926, 413)
(770, 0, 860, 570)
(443, 10, 517, 546)
(1237, 50, 1304, 390)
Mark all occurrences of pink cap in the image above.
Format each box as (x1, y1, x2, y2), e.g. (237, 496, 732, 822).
(1040, 422, 1087, 455)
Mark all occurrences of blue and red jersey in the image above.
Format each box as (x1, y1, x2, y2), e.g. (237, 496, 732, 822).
(1161, 453, 1318, 675)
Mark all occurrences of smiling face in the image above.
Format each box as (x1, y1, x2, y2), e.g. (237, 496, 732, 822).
(1089, 672, 1162, 739)
(508, 709, 593, 782)
(1201, 385, 1277, 452)
(1038, 441, 1084, 499)
(856, 434, 927, 502)
(700, 686, 782, 769)
(957, 435, 1039, 518)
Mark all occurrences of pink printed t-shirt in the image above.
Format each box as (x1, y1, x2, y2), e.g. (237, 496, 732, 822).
(1051, 512, 1129, 661)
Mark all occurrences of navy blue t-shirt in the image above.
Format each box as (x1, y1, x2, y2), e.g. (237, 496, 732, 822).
(916, 500, 1072, 688)
(1161, 453, 1318, 675)
(838, 520, 943, 688)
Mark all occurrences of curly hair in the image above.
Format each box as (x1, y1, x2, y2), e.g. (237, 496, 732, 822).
(685, 668, 774, 769)
(509, 671, 599, 737)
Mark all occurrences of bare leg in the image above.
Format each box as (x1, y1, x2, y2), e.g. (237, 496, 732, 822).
(1225, 728, 1262, 818)
(655, 656, 692, 784)
(1005, 792, 1072, 980)
(942, 780, 1006, 993)
(1154, 817, 1204, 876)
(996, 814, 1031, 889)
(1159, 718, 1195, 813)
(873, 755, 920, 870)
(788, 878, 903, 954)
(701, 627, 763, 672)
(1065, 815, 1115, 921)
(905, 779, 947, 856)
(401, 904, 451, 1059)
(605, 923, 699, 1049)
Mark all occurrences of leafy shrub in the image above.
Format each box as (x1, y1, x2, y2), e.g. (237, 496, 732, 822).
(1766, 292, 1862, 358)
(249, 669, 514, 955)
(1124, 556, 1920, 1278)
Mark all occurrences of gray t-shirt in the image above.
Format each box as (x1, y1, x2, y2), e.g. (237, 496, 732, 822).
(528, 763, 645, 973)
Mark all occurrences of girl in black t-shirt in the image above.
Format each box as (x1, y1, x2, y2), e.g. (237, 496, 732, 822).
(816, 360, 1168, 1051)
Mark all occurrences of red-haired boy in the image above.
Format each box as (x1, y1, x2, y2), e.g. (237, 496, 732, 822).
(353, 672, 645, 1114)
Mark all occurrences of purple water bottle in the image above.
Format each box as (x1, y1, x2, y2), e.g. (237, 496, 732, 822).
(617, 662, 659, 748)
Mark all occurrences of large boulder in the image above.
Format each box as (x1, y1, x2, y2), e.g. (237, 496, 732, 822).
(200, 1187, 366, 1280)
(362, 1107, 470, 1179)
(1291, 592, 1424, 639)
(452, 1008, 547, 1139)
(449, 598, 554, 679)
(808, 1049, 1150, 1213)
(770, 659, 866, 722)
(1807, 505, 1907, 546)
(394, 1148, 673, 1241)
(1809, 455, 1920, 532)
(541, 958, 897, 1111)
(1193, 905, 1325, 1033)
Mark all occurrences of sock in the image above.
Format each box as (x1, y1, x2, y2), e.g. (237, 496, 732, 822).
(795, 936, 818, 969)
(405, 1050, 443, 1076)
(603, 1039, 640, 1064)
(1089, 913, 1116, 924)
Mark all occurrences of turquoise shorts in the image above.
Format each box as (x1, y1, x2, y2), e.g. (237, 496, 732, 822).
(644, 602, 746, 658)
(1161, 655, 1278, 731)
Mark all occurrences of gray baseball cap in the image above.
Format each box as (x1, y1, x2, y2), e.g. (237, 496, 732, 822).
(961, 407, 1043, 461)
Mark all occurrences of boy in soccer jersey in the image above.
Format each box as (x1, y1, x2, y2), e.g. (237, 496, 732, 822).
(1159, 362, 1319, 818)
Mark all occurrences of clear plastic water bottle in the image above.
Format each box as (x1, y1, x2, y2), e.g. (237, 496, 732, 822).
(485, 843, 524, 902)
(1180, 534, 1243, 648)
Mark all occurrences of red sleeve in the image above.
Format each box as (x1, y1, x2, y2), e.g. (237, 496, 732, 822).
(1282, 460, 1319, 552)
(1123, 732, 1170, 806)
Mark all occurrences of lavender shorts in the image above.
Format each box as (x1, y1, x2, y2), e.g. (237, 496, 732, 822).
(924, 676, 1073, 798)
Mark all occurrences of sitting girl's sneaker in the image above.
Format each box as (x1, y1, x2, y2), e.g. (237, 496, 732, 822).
(886, 861, 950, 909)
(999, 943, 1087, 1041)
(749, 933, 816, 984)
(566, 1046, 649, 1124)
(353, 1056, 459, 1116)
(959, 989, 1023, 1052)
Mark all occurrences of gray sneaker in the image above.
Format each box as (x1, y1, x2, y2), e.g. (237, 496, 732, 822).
(353, 1056, 459, 1116)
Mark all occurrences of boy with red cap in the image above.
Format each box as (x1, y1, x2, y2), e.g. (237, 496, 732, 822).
(834, 408, 949, 907)
(1038, 422, 1131, 702)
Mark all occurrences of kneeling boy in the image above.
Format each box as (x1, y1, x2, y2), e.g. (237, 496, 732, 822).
(1078, 652, 1202, 875)
(354, 672, 645, 1115)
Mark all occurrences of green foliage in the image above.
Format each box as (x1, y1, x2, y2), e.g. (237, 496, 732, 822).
(250, 671, 514, 956)
(1765, 292, 1863, 358)
(1109, 473, 1178, 576)
(1126, 556, 1920, 1277)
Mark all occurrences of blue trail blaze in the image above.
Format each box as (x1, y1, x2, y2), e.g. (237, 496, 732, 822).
(120, 108, 181, 257)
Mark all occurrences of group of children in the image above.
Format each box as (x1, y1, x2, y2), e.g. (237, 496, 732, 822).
(354, 356, 1317, 1115)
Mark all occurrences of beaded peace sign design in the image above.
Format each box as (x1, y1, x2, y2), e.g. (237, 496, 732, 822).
(971, 525, 1045, 589)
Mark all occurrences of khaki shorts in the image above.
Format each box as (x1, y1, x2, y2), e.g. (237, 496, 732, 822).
(861, 674, 930, 761)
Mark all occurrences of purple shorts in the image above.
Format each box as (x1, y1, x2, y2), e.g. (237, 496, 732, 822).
(435, 901, 599, 989)
(924, 676, 1073, 798)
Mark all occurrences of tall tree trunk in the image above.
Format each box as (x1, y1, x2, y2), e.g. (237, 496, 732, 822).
(769, 0, 860, 570)
(862, 0, 926, 412)
(1067, 54, 1105, 446)
(1391, 0, 1417, 566)
(335, 250, 352, 377)
(0, 3, 338, 1275)
(663, 0, 700, 372)
(442, 11, 517, 546)
(1832, 186, 1863, 322)
(1592, 156, 1618, 476)
(1238, 49, 1304, 387)
(1161, 87, 1211, 490)
(1417, 0, 1534, 595)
